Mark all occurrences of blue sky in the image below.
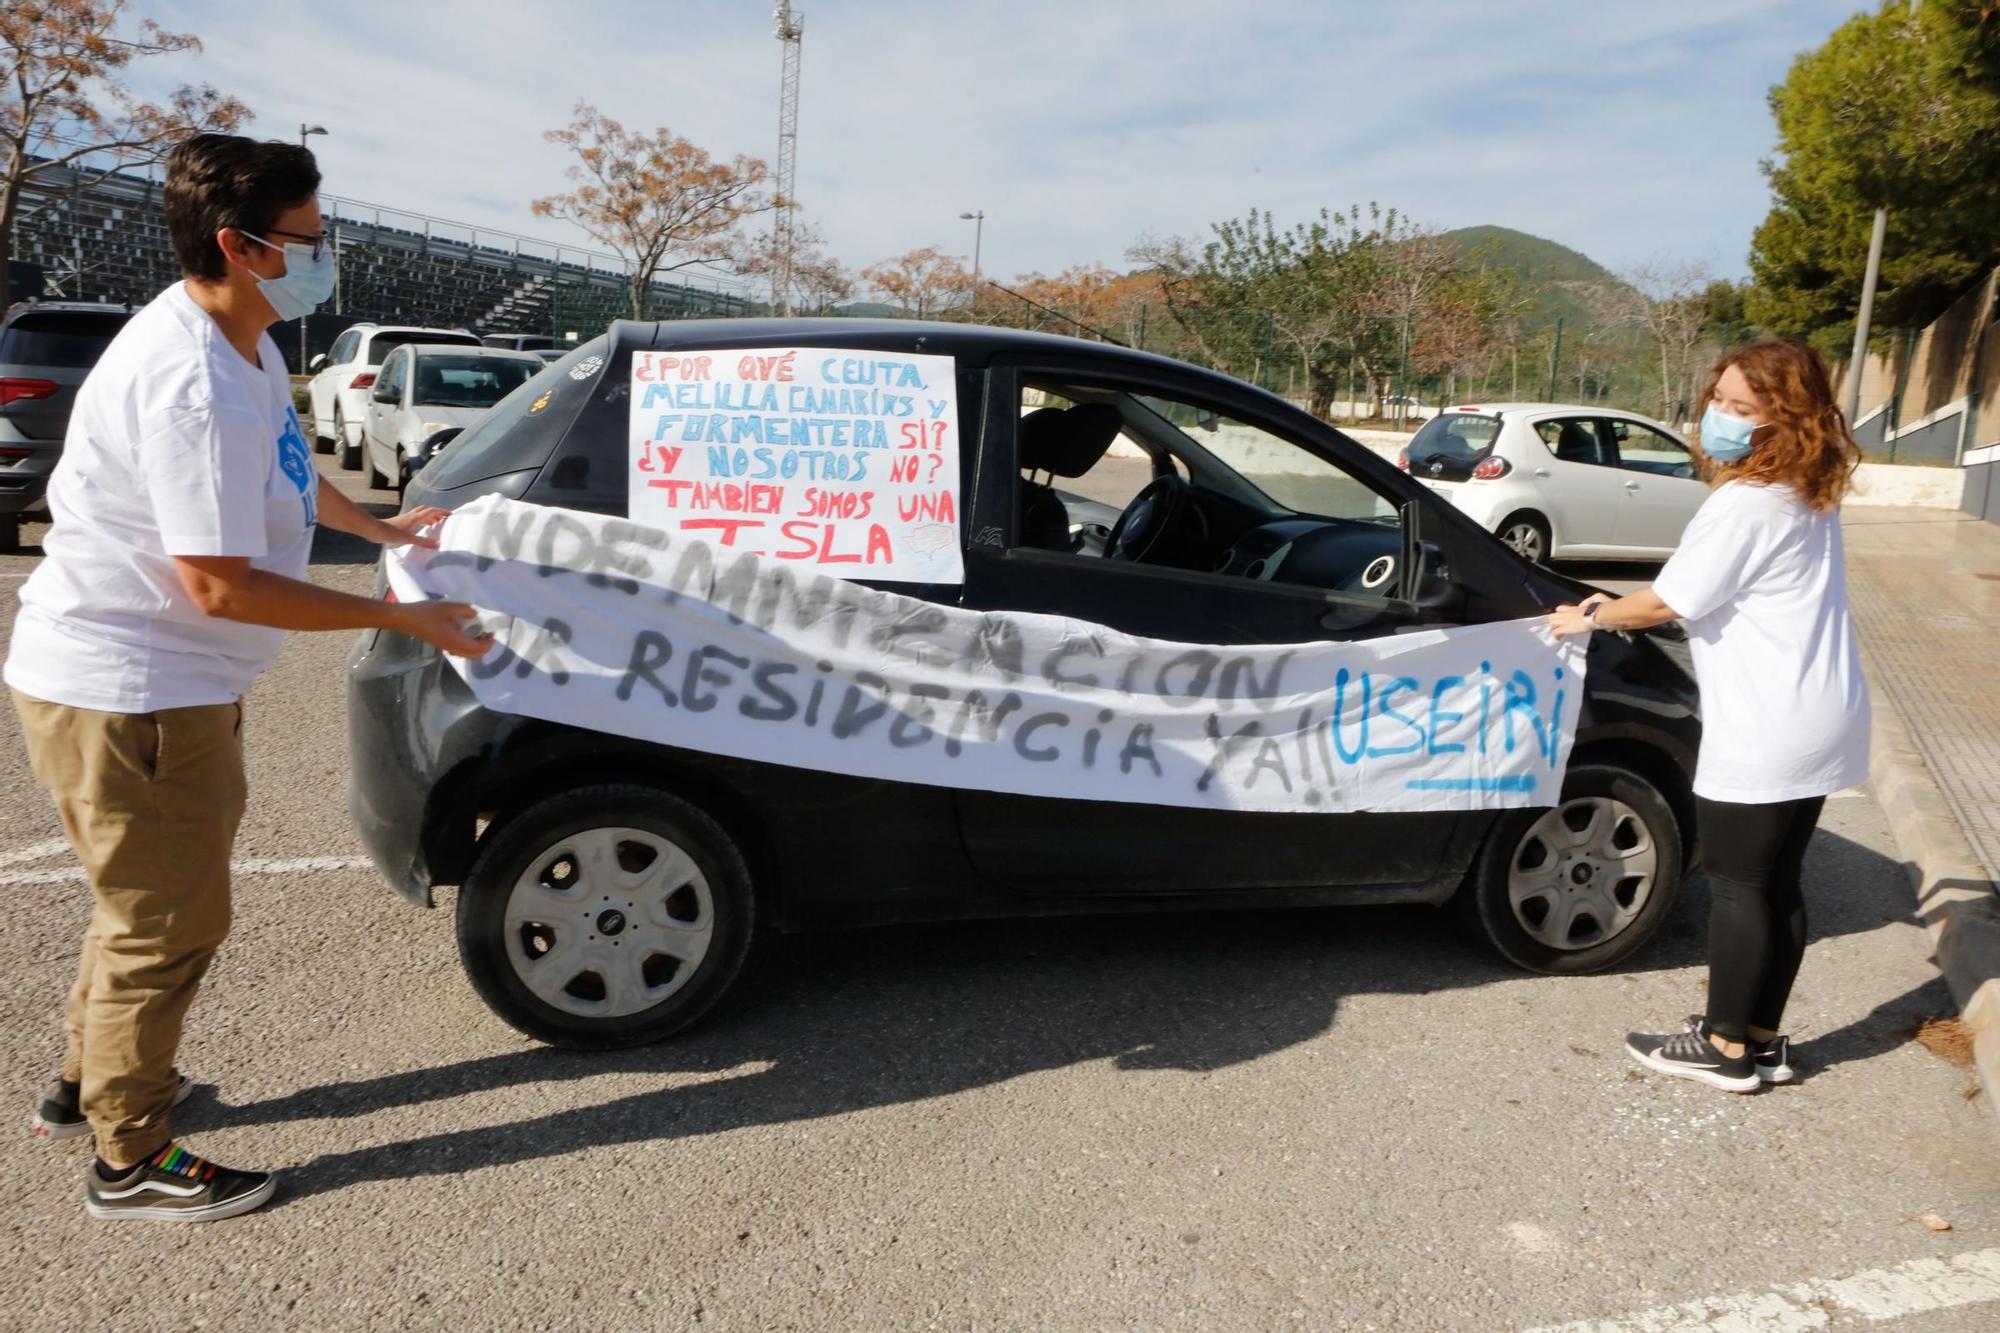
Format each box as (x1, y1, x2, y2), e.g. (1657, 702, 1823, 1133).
(121, 0, 1866, 289)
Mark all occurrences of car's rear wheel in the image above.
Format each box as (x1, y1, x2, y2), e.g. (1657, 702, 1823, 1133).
(1457, 761, 1681, 974)
(455, 784, 757, 1049)
(0, 515, 19, 554)
(1496, 511, 1550, 564)
(336, 406, 360, 471)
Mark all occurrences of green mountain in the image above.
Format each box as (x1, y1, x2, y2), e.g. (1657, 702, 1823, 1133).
(1443, 225, 1630, 332)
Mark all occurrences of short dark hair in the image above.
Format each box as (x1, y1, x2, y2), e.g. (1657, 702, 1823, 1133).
(164, 134, 322, 282)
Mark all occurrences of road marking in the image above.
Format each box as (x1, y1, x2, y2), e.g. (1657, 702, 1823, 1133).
(0, 837, 72, 869)
(1, 855, 372, 887)
(1526, 1246, 2000, 1331)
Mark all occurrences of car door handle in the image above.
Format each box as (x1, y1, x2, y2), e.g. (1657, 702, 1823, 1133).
(1622, 480, 1640, 490)
(1532, 467, 1550, 478)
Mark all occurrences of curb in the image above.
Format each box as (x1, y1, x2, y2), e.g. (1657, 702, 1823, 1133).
(1862, 646, 2000, 1114)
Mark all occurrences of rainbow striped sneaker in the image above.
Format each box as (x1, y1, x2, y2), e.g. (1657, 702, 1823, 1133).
(31, 1073, 192, 1141)
(85, 1143, 275, 1223)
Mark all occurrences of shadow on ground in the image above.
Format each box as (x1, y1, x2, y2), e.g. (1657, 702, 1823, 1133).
(173, 827, 1935, 1202)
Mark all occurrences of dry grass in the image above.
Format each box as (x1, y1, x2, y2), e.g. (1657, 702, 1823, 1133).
(1913, 1016, 1975, 1068)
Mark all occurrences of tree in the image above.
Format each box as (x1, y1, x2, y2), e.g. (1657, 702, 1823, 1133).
(1746, 0, 2000, 350)
(861, 246, 973, 319)
(1, 0, 250, 289)
(997, 263, 1160, 343)
(533, 102, 770, 320)
(742, 219, 853, 315)
(1573, 260, 1715, 422)
(1132, 206, 1403, 416)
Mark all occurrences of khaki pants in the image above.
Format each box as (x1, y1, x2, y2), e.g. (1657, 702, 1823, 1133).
(12, 690, 246, 1163)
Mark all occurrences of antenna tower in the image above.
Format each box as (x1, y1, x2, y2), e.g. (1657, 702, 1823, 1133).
(773, 2, 804, 316)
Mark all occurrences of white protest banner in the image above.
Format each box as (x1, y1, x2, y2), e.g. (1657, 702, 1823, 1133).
(628, 346, 962, 584)
(387, 497, 1587, 814)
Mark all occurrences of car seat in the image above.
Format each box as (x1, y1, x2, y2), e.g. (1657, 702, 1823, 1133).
(415, 365, 447, 404)
(1554, 422, 1601, 465)
(1017, 404, 1123, 552)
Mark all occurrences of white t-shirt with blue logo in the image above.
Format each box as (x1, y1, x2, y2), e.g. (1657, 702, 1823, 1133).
(1651, 479, 1871, 804)
(6, 282, 318, 712)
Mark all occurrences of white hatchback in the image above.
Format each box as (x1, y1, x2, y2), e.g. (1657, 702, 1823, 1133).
(1398, 403, 1707, 562)
(307, 323, 482, 471)
(359, 345, 543, 494)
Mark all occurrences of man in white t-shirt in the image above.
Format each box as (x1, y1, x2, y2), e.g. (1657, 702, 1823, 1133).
(7, 134, 490, 1223)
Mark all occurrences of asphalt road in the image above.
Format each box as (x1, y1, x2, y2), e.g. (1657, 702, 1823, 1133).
(0, 456, 1995, 1331)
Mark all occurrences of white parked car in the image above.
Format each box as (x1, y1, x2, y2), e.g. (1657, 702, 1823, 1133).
(307, 323, 482, 471)
(1397, 403, 1706, 562)
(360, 345, 543, 494)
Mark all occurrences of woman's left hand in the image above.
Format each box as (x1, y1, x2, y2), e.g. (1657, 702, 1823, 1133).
(376, 506, 451, 551)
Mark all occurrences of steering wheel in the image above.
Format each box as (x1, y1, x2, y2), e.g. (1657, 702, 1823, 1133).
(1104, 474, 1192, 563)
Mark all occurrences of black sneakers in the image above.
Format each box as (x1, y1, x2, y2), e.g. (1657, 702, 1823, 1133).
(84, 1143, 276, 1223)
(1683, 1015, 1797, 1084)
(1625, 1027, 1761, 1092)
(30, 1073, 193, 1141)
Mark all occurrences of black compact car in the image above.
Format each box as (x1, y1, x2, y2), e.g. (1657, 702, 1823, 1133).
(350, 320, 1700, 1049)
(0, 300, 134, 551)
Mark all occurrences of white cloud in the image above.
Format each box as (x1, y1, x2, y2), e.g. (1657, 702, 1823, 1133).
(119, 0, 1860, 287)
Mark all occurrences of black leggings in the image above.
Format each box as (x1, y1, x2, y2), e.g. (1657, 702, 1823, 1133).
(1700, 795, 1827, 1040)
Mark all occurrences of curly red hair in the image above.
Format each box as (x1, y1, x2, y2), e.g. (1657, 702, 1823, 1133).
(1693, 339, 1860, 513)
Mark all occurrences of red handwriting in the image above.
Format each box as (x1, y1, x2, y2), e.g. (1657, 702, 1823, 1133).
(797, 487, 875, 520)
(635, 442, 683, 474)
(633, 355, 713, 383)
(679, 518, 763, 546)
(776, 521, 894, 565)
(895, 491, 957, 523)
(736, 351, 797, 382)
(649, 481, 784, 514)
(898, 420, 948, 450)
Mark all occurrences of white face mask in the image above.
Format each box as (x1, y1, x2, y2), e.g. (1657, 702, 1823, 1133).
(243, 233, 337, 321)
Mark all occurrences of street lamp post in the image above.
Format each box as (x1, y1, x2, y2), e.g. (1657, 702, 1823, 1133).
(296, 125, 329, 372)
(958, 210, 984, 285)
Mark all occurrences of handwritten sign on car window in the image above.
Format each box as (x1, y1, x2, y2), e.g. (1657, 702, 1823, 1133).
(627, 347, 962, 584)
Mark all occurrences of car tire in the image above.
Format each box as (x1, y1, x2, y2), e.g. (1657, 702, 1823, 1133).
(455, 784, 758, 1049)
(311, 403, 333, 454)
(1496, 511, 1551, 564)
(1456, 760, 1682, 975)
(336, 407, 360, 471)
(366, 448, 389, 491)
(0, 515, 19, 554)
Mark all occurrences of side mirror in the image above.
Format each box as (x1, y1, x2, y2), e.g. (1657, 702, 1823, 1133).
(411, 427, 462, 470)
(308, 354, 326, 371)
(371, 381, 398, 404)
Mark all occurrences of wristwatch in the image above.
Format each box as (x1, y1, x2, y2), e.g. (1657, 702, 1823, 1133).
(1587, 602, 1605, 627)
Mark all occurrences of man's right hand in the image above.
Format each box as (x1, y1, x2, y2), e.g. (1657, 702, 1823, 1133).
(396, 599, 495, 658)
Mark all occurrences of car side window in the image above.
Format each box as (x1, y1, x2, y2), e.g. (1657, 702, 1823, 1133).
(1535, 417, 1614, 468)
(378, 349, 406, 402)
(1608, 419, 1696, 479)
(327, 331, 353, 366)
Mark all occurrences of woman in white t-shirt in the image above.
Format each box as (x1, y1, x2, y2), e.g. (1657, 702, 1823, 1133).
(1548, 338, 1868, 1093)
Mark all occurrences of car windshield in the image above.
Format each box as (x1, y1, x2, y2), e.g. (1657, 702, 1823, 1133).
(1407, 413, 1501, 465)
(0, 311, 130, 367)
(411, 355, 539, 408)
(1133, 393, 1398, 525)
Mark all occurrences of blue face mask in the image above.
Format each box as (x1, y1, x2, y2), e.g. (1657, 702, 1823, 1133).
(243, 233, 337, 322)
(1699, 404, 1760, 462)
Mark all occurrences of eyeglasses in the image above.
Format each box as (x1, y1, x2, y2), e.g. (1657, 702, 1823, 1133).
(255, 227, 332, 261)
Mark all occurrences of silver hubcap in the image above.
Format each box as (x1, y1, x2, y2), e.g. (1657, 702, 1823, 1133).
(1502, 523, 1544, 561)
(503, 827, 715, 1018)
(1508, 796, 1656, 950)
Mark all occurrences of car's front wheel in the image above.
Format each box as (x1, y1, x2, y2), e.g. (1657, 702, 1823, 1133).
(311, 398, 333, 454)
(1457, 760, 1682, 975)
(455, 784, 757, 1048)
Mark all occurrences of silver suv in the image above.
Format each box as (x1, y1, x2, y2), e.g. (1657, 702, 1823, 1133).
(0, 301, 134, 552)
